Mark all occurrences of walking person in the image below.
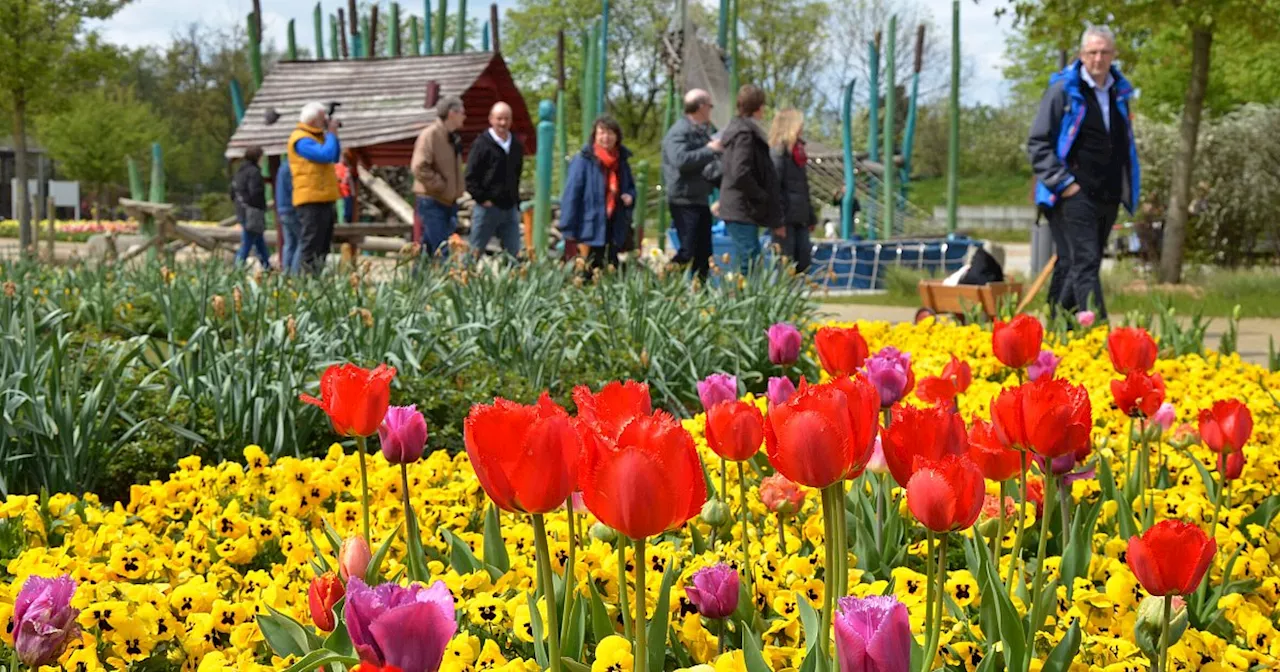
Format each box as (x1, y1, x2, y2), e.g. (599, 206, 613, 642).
(231, 146, 272, 270)
(559, 116, 636, 272)
(412, 95, 467, 260)
(275, 160, 303, 273)
(287, 102, 342, 275)
(661, 88, 724, 280)
(768, 108, 816, 273)
(465, 102, 525, 259)
(335, 161, 355, 223)
(1028, 25, 1139, 323)
(716, 85, 782, 274)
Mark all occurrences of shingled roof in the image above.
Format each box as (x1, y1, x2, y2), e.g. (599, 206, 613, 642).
(224, 52, 533, 164)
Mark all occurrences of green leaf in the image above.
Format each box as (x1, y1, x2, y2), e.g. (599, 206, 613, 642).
(323, 599, 354, 658)
(741, 619, 773, 672)
(1098, 459, 1139, 539)
(974, 528, 1026, 671)
(797, 594, 822, 653)
(1041, 618, 1082, 672)
(528, 590, 549, 668)
(1061, 498, 1103, 600)
(648, 562, 678, 672)
(442, 528, 483, 574)
(257, 605, 314, 658)
(669, 624, 693, 669)
(278, 649, 360, 672)
(364, 522, 404, 585)
(306, 529, 332, 573)
(689, 523, 707, 556)
(562, 593, 587, 661)
(483, 504, 511, 574)
(562, 657, 592, 672)
(1182, 449, 1219, 503)
(1242, 495, 1280, 532)
(404, 495, 431, 583)
(587, 580, 615, 642)
(321, 516, 344, 558)
(1027, 577, 1059, 635)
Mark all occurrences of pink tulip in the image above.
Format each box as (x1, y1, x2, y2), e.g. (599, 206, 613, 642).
(379, 405, 429, 464)
(345, 577, 457, 672)
(1027, 349, 1060, 382)
(697, 373, 739, 411)
(339, 536, 372, 582)
(766, 322, 803, 366)
(685, 563, 740, 620)
(13, 575, 80, 668)
(1076, 311, 1096, 328)
(767, 376, 797, 407)
(835, 595, 911, 672)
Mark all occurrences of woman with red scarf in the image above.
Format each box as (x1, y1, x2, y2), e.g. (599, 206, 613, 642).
(558, 116, 637, 271)
(768, 108, 817, 273)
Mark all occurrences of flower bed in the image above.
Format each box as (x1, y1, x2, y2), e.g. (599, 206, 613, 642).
(2, 318, 1278, 672)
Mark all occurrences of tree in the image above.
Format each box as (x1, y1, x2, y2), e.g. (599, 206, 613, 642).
(37, 86, 168, 221)
(828, 0, 971, 105)
(0, 0, 126, 258)
(733, 0, 831, 112)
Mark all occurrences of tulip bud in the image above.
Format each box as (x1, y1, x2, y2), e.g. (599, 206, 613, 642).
(1134, 595, 1187, 655)
(700, 498, 732, 529)
(308, 572, 345, 632)
(865, 435, 888, 475)
(379, 405, 429, 464)
(589, 522, 618, 544)
(759, 473, 806, 516)
(1152, 403, 1176, 433)
(1076, 310, 1096, 328)
(339, 536, 372, 582)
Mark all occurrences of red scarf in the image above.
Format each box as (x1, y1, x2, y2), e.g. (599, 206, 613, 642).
(792, 138, 808, 168)
(594, 144, 621, 218)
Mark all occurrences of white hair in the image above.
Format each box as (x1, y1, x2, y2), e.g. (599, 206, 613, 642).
(300, 102, 327, 125)
(1081, 25, 1116, 50)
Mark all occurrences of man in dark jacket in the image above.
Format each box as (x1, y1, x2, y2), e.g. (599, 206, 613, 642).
(1028, 25, 1140, 322)
(465, 102, 525, 259)
(231, 146, 271, 269)
(660, 89, 724, 278)
(716, 85, 782, 274)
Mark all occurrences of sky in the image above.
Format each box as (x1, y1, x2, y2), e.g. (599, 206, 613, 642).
(91, 0, 1016, 106)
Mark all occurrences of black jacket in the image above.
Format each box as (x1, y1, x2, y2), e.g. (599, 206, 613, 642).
(465, 130, 524, 209)
(660, 116, 718, 206)
(771, 143, 816, 227)
(714, 116, 782, 228)
(231, 160, 266, 210)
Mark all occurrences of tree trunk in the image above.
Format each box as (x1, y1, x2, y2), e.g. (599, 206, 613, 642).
(1158, 27, 1213, 284)
(12, 98, 33, 260)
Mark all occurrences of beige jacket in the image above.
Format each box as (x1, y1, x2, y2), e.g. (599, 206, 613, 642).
(411, 119, 464, 203)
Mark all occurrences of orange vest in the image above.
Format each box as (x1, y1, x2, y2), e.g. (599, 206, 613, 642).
(286, 123, 341, 206)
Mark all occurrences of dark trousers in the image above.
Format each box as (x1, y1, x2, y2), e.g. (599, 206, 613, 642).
(773, 224, 812, 273)
(296, 202, 336, 275)
(236, 229, 272, 269)
(415, 196, 457, 260)
(587, 214, 622, 272)
(1046, 193, 1118, 319)
(669, 203, 713, 280)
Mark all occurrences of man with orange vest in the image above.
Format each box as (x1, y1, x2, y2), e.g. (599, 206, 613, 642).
(287, 102, 342, 274)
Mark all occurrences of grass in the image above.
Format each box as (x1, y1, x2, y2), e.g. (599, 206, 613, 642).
(906, 172, 1035, 211)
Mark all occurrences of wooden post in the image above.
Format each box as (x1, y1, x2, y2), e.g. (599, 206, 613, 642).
(390, 3, 400, 56)
(579, 28, 593, 146)
(338, 10, 350, 58)
(435, 0, 447, 55)
(533, 100, 555, 259)
(489, 3, 500, 53)
(657, 77, 675, 251)
(314, 3, 326, 59)
(45, 196, 55, 261)
(348, 0, 359, 53)
(410, 16, 421, 56)
(248, 13, 263, 87)
(841, 78, 856, 239)
(881, 16, 896, 240)
(633, 160, 650, 250)
(555, 30, 567, 192)
(456, 0, 467, 52)
(426, 80, 440, 109)
(365, 9, 376, 57)
(287, 19, 297, 59)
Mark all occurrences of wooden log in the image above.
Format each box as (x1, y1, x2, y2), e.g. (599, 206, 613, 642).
(355, 165, 415, 223)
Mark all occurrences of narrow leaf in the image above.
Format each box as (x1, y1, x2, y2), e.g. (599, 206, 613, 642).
(483, 504, 511, 574)
(648, 563, 678, 672)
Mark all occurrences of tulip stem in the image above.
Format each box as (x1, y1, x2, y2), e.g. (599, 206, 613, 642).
(923, 532, 949, 672)
(923, 530, 935, 672)
(1125, 417, 1134, 503)
(1157, 593, 1173, 672)
(1208, 453, 1226, 538)
(532, 513, 563, 672)
(819, 486, 836, 663)
(836, 482, 849, 602)
(617, 542, 632, 640)
(1059, 474, 1072, 549)
(633, 536, 648, 672)
(777, 513, 787, 554)
(1028, 474, 1056, 634)
(739, 462, 753, 600)
(562, 497, 577, 646)
(356, 436, 372, 548)
(874, 473, 884, 551)
(992, 480, 1007, 567)
(400, 463, 421, 580)
(1006, 452, 1029, 590)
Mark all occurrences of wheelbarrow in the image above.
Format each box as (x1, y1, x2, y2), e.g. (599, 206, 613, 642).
(916, 279, 1026, 324)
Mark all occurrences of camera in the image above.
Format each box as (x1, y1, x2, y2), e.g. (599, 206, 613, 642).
(327, 101, 343, 128)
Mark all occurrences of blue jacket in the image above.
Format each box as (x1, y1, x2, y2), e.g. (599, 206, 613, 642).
(558, 144, 637, 248)
(275, 161, 295, 217)
(1028, 61, 1140, 214)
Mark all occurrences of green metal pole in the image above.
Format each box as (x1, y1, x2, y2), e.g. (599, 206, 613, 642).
(126, 157, 144, 201)
(410, 17, 421, 55)
(867, 37, 880, 163)
(947, 0, 960, 234)
(148, 143, 165, 204)
(597, 0, 609, 117)
(287, 19, 297, 60)
(717, 0, 728, 50)
(534, 100, 556, 259)
(248, 13, 263, 87)
(229, 79, 245, 124)
(425, 1, 434, 54)
(901, 25, 925, 199)
(581, 25, 597, 145)
(657, 79, 676, 251)
(360, 16, 371, 57)
(435, 0, 447, 54)
(456, 0, 467, 52)
(330, 15, 340, 60)
(314, 4, 325, 59)
(728, 0, 739, 96)
(391, 3, 401, 56)
(841, 78, 856, 239)
(482, 20, 490, 50)
(881, 16, 896, 240)
(633, 160, 650, 246)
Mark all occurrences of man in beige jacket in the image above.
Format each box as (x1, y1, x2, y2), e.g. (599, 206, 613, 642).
(412, 95, 467, 258)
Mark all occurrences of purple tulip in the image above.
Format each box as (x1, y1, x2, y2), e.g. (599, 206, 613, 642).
(697, 373, 739, 411)
(1032, 453, 1095, 485)
(345, 577, 458, 672)
(379, 405, 429, 464)
(685, 563, 740, 620)
(863, 347, 913, 408)
(13, 575, 80, 668)
(767, 376, 797, 407)
(834, 595, 911, 672)
(1027, 349, 1060, 382)
(766, 322, 803, 366)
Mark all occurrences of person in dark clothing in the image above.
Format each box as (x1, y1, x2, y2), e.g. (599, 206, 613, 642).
(231, 146, 272, 269)
(715, 85, 782, 274)
(466, 102, 525, 259)
(558, 116, 636, 272)
(767, 108, 816, 273)
(660, 89, 724, 279)
(1028, 25, 1140, 322)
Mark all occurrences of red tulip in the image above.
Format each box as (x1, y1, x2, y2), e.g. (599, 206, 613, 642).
(308, 572, 344, 632)
(572, 381, 652, 440)
(916, 356, 972, 409)
(705, 399, 765, 462)
(990, 378, 1092, 460)
(814, 326, 870, 377)
(1127, 520, 1216, 596)
(906, 454, 985, 533)
(464, 393, 581, 515)
(1108, 327, 1158, 375)
(1111, 371, 1166, 418)
(968, 418, 1024, 482)
(1198, 399, 1253, 454)
(992, 314, 1044, 369)
(579, 410, 706, 540)
(300, 364, 397, 437)
(765, 378, 877, 489)
(1220, 450, 1246, 481)
(881, 403, 968, 488)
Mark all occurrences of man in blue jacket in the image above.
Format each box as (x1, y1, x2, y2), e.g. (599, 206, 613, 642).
(1028, 25, 1140, 323)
